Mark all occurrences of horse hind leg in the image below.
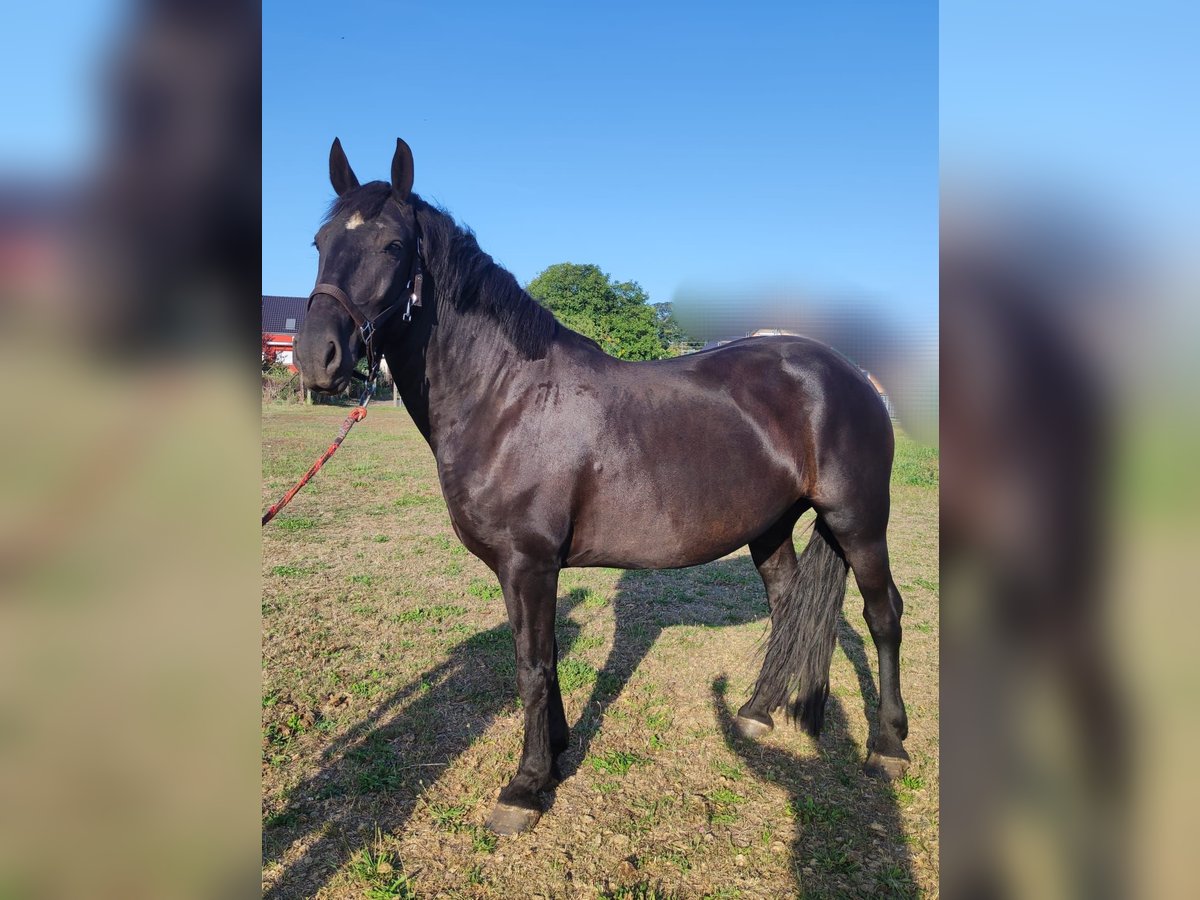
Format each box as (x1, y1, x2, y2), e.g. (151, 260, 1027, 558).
(837, 531, 911, 779)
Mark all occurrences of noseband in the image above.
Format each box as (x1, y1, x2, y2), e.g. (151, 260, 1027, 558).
(307, 206, 426, 373)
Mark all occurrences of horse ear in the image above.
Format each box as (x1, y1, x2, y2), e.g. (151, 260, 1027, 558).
(391, 138, 415, 201)
(329, 137, 359, 196)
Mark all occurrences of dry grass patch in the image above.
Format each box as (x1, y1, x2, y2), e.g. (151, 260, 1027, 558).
(263, 403, 938, 898)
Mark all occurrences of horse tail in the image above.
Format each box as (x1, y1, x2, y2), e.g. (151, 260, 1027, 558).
(751, 515, 849, 737)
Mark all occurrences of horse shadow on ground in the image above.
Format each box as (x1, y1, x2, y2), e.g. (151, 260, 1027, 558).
(263, 557, 914, 898)
(262, 587, 590, 899)
(710, 615, 919, 898)
(548, 558, 775, 787)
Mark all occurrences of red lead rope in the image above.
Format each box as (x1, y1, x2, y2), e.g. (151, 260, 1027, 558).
(262, 405, 368, 526)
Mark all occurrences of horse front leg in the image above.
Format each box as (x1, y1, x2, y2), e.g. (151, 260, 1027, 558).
(485, 555, 562, 835)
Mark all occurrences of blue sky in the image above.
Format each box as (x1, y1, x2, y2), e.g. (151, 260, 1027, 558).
(10, 2, 1193, 331)
(941, 0, 1199, 246)
(264, 2, 939, 326)
(1, 3, 118, 175)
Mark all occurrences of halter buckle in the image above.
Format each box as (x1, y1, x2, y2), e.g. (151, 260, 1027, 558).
(410, 271, 424, 307)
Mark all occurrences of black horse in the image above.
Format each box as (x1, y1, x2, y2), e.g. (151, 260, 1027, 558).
(294, 138, 909, 834)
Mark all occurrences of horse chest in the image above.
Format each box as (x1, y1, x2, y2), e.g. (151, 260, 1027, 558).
(434, 451, 574, 569)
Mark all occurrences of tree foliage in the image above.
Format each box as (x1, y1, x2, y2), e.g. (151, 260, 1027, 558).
(527, 263, 671, 360)
(652, 301, 687, 350)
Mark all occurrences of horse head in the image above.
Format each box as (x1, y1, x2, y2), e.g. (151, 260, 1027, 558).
(296, 137, 422, 393)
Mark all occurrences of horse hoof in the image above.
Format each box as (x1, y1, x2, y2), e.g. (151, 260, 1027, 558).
(864, 750, 910, 780)
(485, 802, 541, 835)
(734, 714, 774, 740)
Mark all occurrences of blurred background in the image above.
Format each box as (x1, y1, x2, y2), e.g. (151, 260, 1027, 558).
(941, 1, 1198, 897)
(1, 0, 260, 896)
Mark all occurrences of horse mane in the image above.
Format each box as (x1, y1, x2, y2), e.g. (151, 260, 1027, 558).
(321, 182, 394, 225)
(326, 182, 564, 360)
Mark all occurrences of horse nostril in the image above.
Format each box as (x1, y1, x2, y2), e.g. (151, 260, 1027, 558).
(323, 340, 339, 373)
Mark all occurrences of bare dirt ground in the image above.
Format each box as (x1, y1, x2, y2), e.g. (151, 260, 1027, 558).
(262, 402, 939, 899)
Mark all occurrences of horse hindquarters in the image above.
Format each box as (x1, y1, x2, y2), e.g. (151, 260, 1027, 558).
(739, 497, 911, 777)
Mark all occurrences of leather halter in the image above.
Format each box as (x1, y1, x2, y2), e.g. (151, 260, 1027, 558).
(307, 204, 426, 370)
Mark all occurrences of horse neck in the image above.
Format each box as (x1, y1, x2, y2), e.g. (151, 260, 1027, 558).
(383, 211, 560, 450)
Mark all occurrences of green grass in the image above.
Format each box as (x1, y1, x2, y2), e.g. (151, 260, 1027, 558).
(709, 787, 744, 805)
(600, 883, 676, 900)
(875, 863, 919, 898)
(697, 567, 744, 586)
(557, 658, 598, 693)
(425, 802, 498, 854)
(393, 493, 440, 509)
(352, 766, 400, 795)
(261, 403, 940, 899)
(467, 578, 503, 601)
(273, 515, 318, 531)
(391, 604, 467, 624)
(630, 797, 672, 832)
(567, 586, 609, 609)
(270, 563, 319, 577)
(708, 787, 746, 826)
(587, 749, 646, 777)
(571, 634, 605, 653)
(658, 848, 692, 873)
(789, 796, 847, 827)
(596, 671, 623, 696)
(814, 846, 859, 875)
(263, 808, 299, 829)
(346, 846, 417, 899)
(891, 434, 939, 487)
(713, 760, 744, 781)
(348, 669, 387, 697)
(645, 708, 671, 732)
(469, 825, 498, 854)
(366, 873, 418, 898)
(428, 802, 468, 830)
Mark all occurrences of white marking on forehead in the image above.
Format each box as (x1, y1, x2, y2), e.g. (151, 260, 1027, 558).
(345, 212, 365, 230)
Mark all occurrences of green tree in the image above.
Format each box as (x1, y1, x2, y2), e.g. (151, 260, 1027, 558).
(527, 263, 670, 360)
(652, 301, 688, 350)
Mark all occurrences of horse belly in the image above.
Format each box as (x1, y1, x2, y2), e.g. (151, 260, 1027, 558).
(566, 454, 799, 569)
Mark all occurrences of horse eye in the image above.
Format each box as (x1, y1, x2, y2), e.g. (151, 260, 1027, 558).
(386, 241, 405, 258)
